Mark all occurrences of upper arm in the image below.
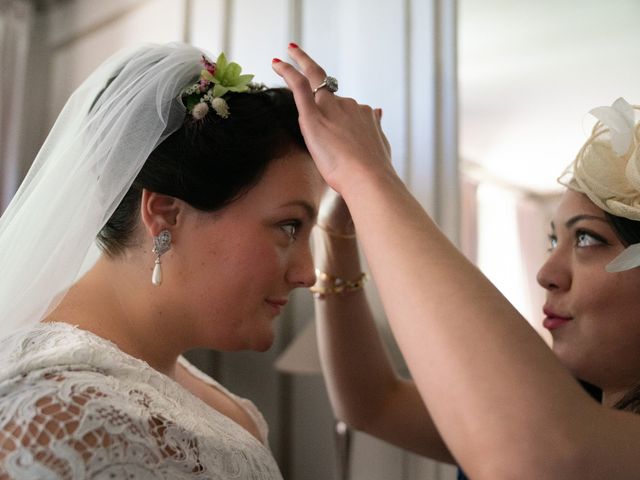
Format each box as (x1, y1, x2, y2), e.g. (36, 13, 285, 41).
(563, 407, 640, 480)
(1, 370, 116, 476)
(0, 369, 199, 479)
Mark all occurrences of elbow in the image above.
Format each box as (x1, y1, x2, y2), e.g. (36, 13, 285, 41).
(326, 383, 401, 435)
(329, 398, 377, 433)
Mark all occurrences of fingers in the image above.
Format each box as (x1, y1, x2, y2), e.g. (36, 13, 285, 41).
(287, 44, 339, 102)
(272, 44, 391, 162)
(272, 44, 337, 116)
(271, 58, 318, 119)
(286, 44, 327, 86)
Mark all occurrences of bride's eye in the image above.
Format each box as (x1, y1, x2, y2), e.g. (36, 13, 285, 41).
(280, 221, 301, 241)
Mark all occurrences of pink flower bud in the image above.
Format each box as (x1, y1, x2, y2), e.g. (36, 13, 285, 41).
(200, 55, 216, 75)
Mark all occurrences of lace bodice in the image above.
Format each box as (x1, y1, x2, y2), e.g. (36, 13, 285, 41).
(0, 322, 283, 479)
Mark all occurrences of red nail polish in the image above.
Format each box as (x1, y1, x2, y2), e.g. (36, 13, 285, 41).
(272, 58, 282, 63)
(289, 42, 299, 49)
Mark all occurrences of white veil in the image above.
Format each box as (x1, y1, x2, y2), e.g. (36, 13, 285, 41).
(0, 43, 203, 341)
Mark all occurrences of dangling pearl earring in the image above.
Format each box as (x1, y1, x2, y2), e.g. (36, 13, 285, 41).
(152, 229, 172, 286)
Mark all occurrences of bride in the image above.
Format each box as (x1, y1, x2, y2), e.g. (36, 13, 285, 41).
(0, 43, 322, 479)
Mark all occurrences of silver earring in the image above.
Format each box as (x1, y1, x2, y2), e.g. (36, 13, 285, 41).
(151, 229, 172, 286)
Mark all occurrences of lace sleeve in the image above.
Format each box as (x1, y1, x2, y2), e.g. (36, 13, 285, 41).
(0, 367, 205, 480)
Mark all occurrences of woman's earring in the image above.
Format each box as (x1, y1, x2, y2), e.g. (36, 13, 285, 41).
(152, 229, 172, 286)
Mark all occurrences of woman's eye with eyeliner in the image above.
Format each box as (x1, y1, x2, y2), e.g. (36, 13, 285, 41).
(575, 230, 605, 247)
(547, 234, 557, 251)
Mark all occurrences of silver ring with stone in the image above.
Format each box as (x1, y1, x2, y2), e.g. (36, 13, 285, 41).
(313, 76, 339, 95)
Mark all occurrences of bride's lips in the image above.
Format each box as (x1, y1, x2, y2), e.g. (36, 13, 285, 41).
(542, 307, 572, 330)
(265, 298, 288, 316)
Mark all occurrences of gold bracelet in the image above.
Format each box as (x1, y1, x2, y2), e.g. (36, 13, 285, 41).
(315, 222, 357, 240)
(310, 268, 368, 299)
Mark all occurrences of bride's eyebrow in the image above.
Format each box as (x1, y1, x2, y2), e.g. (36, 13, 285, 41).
(278, 200, 317, 220)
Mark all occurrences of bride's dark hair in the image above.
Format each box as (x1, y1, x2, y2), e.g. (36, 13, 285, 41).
(97, 87, 306, 256)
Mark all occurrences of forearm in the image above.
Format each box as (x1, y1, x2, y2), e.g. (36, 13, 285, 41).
(314, 229, 402, 422)
(314, 228, 454, 462)
(340, 166, 603, 477)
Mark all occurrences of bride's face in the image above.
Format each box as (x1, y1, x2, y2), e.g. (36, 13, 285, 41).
(167, 149, 323, 352)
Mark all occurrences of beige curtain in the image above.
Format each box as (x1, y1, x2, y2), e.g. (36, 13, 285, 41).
(460, 173, 479, 263)
(461, 164, 560, 343)
(0, 0, 32, 213)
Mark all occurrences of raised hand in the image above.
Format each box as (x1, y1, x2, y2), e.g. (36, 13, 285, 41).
(271, 44, 393, 193)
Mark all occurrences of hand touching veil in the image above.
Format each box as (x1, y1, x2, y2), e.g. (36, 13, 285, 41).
(271, 45, 392, 194)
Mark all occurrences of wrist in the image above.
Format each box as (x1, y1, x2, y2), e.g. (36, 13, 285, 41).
(313, 229, 363, 278)
(334, 160, 400, 206)
(310, 269, 368, 299)
(315, 222, 356, 239)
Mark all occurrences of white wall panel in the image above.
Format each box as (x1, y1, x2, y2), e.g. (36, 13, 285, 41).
(229, 0, 291, 87)
(302, 0, 409, 179)
(188, 0, 227, 53)
(407, 0, 437, 214)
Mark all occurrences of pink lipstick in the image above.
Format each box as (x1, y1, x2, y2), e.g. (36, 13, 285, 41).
(542, 307, 572, 330)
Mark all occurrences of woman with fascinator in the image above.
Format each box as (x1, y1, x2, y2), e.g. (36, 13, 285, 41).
(0, 44, 324, 478)
(273, 45, 640, 478)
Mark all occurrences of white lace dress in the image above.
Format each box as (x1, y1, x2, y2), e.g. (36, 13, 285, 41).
(0, 322, 283, 479)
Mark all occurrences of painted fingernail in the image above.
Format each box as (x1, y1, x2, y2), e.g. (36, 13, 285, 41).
(289, 42, 299, 49)
(272, 58, 282, 63)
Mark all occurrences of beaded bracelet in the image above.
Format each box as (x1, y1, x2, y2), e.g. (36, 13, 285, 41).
(310, 269, 368, 299)
(315, 222, 357, 240)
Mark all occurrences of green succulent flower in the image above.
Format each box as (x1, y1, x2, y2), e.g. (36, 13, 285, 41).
(201, 53, 254, 97)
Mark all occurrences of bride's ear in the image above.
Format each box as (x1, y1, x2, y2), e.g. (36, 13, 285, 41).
(140, 189, 183, 237)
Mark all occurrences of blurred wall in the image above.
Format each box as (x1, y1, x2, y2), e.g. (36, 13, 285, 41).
(459, 0, 640, 332)
(459, 0, 640, 192)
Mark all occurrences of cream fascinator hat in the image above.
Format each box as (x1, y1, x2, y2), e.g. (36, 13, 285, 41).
(559, 97, 640, 272)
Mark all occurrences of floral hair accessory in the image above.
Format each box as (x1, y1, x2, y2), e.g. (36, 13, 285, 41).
(182, 53, 265, 120)
(558, 97, 640, 271)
